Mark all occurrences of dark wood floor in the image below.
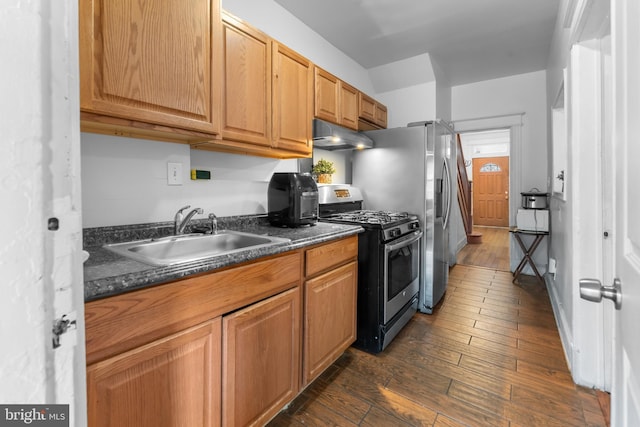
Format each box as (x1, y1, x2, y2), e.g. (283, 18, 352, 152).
(457, 226, 510, 271)
(268, 264, 609, 426)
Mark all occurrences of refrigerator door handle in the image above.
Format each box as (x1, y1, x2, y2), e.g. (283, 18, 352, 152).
(443, 157, 452, 229)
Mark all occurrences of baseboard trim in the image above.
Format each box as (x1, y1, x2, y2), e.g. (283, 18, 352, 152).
(545, 273, 573, 372)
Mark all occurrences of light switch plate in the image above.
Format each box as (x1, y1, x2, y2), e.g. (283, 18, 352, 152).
(167, 162, 183, 185)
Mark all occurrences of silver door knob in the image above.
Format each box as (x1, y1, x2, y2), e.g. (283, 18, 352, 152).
(579, 278, 622, 310)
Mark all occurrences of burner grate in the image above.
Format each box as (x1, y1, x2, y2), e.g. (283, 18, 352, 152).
(325, 210, 413, 225)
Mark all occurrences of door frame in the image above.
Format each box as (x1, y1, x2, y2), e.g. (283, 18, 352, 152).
(453, 114, 523, 226)
(453, 113, 523, 272)
(568, 38, 613, 390)
(558, 0, 614, 392)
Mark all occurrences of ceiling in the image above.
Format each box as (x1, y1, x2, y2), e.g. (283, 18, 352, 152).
(273, 0, 559, 86)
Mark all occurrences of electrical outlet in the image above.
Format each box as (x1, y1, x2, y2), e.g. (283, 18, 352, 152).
(168, 162, 183, 185)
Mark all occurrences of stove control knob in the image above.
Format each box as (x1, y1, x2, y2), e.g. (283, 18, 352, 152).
(390, 228, 401, 238)
(409, 222, 419, 230)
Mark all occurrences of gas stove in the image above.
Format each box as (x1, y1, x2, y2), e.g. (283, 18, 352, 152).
(316, 184, 422, 354)
(321, 209, 420, 241)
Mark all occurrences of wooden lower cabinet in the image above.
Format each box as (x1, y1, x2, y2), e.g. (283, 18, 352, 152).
(85, 237, 359, 426)
(222, 287, 301, 427)
(86, 318, 222, 427)
(303, 261, 357, 385)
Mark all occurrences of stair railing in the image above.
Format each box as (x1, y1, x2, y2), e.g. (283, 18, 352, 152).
(456, 133, 473, 241)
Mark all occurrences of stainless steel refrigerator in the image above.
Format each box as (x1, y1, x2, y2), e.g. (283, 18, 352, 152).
(352, 120, 456, 314)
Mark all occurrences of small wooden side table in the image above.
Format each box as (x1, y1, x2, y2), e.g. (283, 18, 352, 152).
(510, 227, 549, 283)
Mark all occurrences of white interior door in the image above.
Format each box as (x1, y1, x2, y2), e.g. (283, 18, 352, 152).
(611, 0, 640, 424)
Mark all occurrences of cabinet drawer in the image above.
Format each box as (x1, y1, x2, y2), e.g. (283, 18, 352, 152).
(85, 251, 302, 364)
(305, 235, 358, 277)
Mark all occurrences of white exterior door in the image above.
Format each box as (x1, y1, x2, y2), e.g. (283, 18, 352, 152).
(611, 0, 640, 424)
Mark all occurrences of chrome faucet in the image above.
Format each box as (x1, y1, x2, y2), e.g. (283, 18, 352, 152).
(208, 213, 218, 234)
(174, 205, 203, 235)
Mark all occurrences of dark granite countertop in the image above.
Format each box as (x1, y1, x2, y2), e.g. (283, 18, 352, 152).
(83, 216, 362, 302)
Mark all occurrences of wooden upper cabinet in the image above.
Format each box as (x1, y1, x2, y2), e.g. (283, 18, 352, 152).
(314, 67, 340, 124)
(339, 81, 359, 130)
(79, 0, 222, 139)
(87, 319, 222, 427)
(196, 12, 312, 158)
(314, 67, 359, 130)
(272, 42, 313, 156)
(358, 92, 377, 124)
(221, 12, 271, 147)
(358, 92, 387, 129)
(375, 103, 388, 128)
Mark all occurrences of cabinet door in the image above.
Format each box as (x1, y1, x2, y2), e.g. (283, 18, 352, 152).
(358, 92, 377, 124)
(87, 319, 222, 427)
(303, 262, 357, 385)
(221, 13, 272, 147)
(314, 67, 339, 123)
(272, 42, 313, 156)
(375, 102, 388, 128)
(339, 81, 359, 130)
(79, 0, 221, 134)
(223, 287, 300, 427)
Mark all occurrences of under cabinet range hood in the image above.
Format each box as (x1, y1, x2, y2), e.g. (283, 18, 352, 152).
(312, 119, 373, 150)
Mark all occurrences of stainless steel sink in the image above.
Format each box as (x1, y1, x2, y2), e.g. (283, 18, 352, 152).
(104, 231, 291, 266)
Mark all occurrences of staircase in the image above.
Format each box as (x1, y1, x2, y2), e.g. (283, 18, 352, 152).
(456, 133, 482, 244)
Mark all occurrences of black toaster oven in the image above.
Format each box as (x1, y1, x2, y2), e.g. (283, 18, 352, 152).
(268, 173, 318, 227)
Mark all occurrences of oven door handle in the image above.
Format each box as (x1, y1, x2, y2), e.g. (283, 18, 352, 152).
(385, 230, 423, 252)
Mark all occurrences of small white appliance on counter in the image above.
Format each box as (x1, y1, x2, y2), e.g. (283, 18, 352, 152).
(516, 208, 549, 232)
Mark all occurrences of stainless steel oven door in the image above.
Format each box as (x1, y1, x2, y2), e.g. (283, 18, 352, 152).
(383, 230, 423, 323)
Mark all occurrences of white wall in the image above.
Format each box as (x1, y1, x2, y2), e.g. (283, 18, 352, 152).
(376, 82, 437, 129)
(452, 70, 548, 192)
(368, 53, 435, 94)
(434, 55, 452, 122)
(545, 0, 576, 378)
(1, 0, 49, 404)
(1, 1, 86, 424)
(82, 134, 300, 227)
